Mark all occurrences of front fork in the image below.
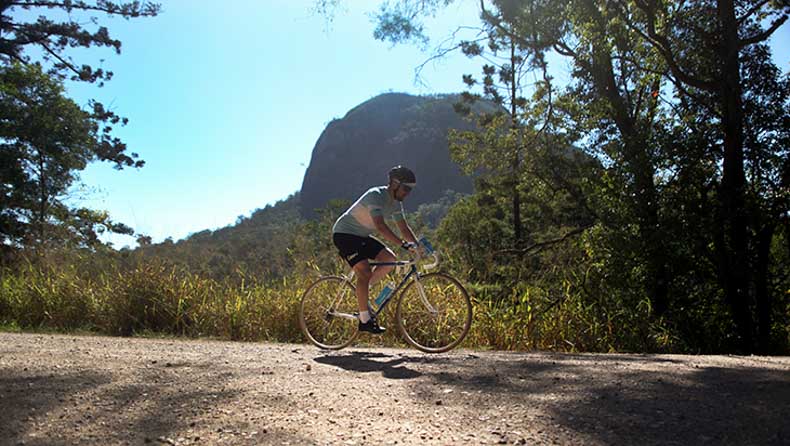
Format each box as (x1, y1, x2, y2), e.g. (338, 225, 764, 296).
(413, 274, 438, 315)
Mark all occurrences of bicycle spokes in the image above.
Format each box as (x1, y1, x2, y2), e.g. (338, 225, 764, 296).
(299, 276, 359, 350)
(396, 272, 472, 353)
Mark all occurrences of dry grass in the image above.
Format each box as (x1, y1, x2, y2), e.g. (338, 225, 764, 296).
(0, 257, 663, 352)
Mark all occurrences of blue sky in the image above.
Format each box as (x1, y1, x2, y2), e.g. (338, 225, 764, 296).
(15, 1, 789, 248)
(59, 1, 485, 247)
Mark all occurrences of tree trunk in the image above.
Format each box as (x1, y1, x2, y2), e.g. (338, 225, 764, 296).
(716, 0, 753, 353)
(37, 149, 48, 247)
(510, 39, 522, 245)
(755, 222, 774, 354)
(587, 27, 669, 317)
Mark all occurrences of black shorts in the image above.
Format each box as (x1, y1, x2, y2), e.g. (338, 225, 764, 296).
(333, 233, 385, 267)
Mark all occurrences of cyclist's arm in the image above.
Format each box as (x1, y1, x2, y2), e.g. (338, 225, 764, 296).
(373, 215, 407, 246)
(395, 219, 417, 245)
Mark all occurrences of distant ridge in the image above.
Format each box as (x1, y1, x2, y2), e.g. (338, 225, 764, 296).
(131, 93, 483, 276)
(299, 93, 476, 218)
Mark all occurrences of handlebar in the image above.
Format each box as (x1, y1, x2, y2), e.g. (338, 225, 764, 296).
(366, 237, 440, 273)
(391, 247, 439, 274)
(419, 250, 440, 270)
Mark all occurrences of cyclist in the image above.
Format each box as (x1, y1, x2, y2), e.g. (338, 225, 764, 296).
(332, 165, 420, 334)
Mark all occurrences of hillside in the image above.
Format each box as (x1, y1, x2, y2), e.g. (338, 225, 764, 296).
(130, 93, 480, 275)
(132, 194, 304, 280)
(299, 93, 477, 218)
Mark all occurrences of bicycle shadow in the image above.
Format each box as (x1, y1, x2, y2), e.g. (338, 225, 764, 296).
(314, 351, 425, 380)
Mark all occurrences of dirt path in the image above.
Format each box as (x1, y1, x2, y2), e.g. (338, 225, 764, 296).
(0, 332, 788, 445)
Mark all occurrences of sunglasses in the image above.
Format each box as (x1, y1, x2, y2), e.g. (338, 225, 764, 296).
(398, 182, 415, 193)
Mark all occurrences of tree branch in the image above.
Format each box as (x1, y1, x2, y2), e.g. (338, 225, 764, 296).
(535, 60, 554, 138)
(737, 0, 774, 25)
(616, 0, 717, 92)
(552, 40, 578, 59)
(495, 224, 593, 256)
(8, 1, 159, 17)
(414, 28, 487, 86)
(39, 39, 81, 77)
(616, 53, 720, 118)
(739, 14, 788, 48)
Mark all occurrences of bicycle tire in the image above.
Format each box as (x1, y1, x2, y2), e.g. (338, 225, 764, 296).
(395, 272, 472, 353)
(299, 275, 359, 350)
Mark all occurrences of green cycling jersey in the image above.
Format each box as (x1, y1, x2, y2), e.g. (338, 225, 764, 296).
(332, 186, 405, 237)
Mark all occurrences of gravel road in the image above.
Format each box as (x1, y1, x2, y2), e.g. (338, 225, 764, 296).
(0, 332, 788, 445)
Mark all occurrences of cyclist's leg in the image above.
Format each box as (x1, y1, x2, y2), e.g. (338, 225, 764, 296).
(334, 233, 374, 316)
(352, 259, 373, 315)
(369, 247, 396, 285)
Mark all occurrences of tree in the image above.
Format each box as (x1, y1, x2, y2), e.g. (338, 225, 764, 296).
(454, 28, 533, 245)
(0, 62, 133, 252)
(610, 0, 789, 353)
(1, 0, 160, 85)
(480, 1, 788, 352)
(376, 0, 672, 315)
(0, 0, 160, 256)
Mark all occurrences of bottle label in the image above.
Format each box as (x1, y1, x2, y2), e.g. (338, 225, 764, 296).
(375, 286, 392, 306)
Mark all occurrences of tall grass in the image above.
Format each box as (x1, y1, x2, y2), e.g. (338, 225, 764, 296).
(0, 259, 305, 343)
(0, 256, 675, 352)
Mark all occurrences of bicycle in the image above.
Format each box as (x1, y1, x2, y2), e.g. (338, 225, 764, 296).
(298, 238, 472, 353)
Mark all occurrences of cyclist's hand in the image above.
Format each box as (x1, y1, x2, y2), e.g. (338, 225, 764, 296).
(400, 241, 418, 253)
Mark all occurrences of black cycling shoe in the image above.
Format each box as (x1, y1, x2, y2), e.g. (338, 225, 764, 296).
(358, 318, 386, 334)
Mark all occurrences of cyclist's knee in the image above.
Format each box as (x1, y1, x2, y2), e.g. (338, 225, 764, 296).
(377, 248, 396, 262)
(353, 263, 373, 282)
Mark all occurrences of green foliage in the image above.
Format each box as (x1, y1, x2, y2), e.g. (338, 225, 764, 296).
(289, 198, 351, 277)
(437, 193, 510, 281)
(369, 0, 455, 48)
(129, 194, 303, 282)
(0, 63, 137, 253)
(362, 0, 790, 354)
(413, 189, 467, 229)
(0, 1, 160, 85)
(1, 1, 158, 258)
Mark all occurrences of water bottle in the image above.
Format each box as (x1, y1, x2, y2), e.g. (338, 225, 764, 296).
(419, 236, 435, 255)
(375, 282, 395, 307)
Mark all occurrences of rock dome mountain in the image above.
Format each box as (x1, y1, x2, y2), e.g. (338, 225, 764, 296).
(130, 93, 486, 274)
(299, 93, 477, 218)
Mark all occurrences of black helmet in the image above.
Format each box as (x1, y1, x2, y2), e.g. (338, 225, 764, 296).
(388, 165, 416, 185)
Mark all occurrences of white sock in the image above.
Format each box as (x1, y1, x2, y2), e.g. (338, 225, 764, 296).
(359, 311, 371, 323)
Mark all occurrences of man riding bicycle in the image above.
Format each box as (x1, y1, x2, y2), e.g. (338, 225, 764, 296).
(332, 165, 420, 334)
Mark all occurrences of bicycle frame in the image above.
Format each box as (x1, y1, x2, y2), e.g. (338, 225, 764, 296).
(300, 243, 472, 353)
(367, 261, 417, 317)
(321, 250, 440, 323)
(342, 254, 440, 318)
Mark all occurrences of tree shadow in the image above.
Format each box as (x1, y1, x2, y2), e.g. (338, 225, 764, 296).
(538, 351, 687, 364)
(0, 370, 112, 444)
(0, 360, 311, 446)
(408, 353, 790, 445)
(551, 364, 790, 445)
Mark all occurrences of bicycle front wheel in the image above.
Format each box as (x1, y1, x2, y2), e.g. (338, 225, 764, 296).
(395, 272, 472, 353)
(299, 276, 359, 350)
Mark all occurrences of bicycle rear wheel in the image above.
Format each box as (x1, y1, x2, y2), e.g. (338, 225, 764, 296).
(395, 272, 472, 353)
(299, 276, 359, 350)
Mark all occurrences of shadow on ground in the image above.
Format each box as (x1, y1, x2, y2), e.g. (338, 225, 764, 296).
(314, 351, 424, 379)
(0, 360, 309, 446)
(313, 350, 788, 445)
(426, 352, 786, 445)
